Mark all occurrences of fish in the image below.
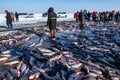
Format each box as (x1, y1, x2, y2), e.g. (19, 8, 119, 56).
(39, 72, 55, 80)
(6, 56, 21, 62)
(30, 43, 36, 47)
(42, 52, 56, 57)
(6, 72, 14, 80)
(20, 62, 27, 73)
(2, 50, 11, 54)
(0, 71, 6, 80)
(19, 68, 29, 80)
(33, 66, 54, 80)
(31, 53, 48, 63)
(35, 42, 42, 47)
(49, 47, 60, 52)
(0, 54, 11, 58)
(61, 51, 70, 55)
(61, 70, 67, 80)
(29, 56, 36, 66)
(111, 76, 120, 80)
(31, 48, 42, 55)
(68, 72, 80, 79)
(9, 68, 20, 77)
(50, 54, 62, 61)
(29, 72, 40, 80)
(0, 58, 8, 62)
(4, 60, 19, 66)
(15, 41, 25, 47)
(38, 48, 53, 53)
(16, 61, 23, 71)
(71, 63, 82, 69)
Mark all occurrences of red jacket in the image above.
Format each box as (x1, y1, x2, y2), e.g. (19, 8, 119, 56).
(74, 13, 79, 19)
(92, 12, 97, 18)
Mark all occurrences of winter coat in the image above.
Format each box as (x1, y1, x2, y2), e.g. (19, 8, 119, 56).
(10, 13, 14, 19)
(87, 12, 91, 18)
(74, 12, 79, 19)
(92, 12, 97, 18)
(47, 7, 57, 30)
(79, 12, 85, 21)
(6, 12, 12, 25)
(15, 12, 19, 19)
(105, 12, 109, 20)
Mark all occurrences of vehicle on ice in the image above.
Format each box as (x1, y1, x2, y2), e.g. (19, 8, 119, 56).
(19, 13, 34, 18)
(57, 12, 67, 18)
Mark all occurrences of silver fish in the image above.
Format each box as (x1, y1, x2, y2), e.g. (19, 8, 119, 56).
(61, 70, 66, 80)
(50, 47, 60, 52)
(29, 56, 36, 66)
(42, 52, 56, 57)
(9, 68, 20, 77)
(2, 50, 11, 54)
(6, 56, 20, 62)
(20, 62, 27, 73)
(38, 48, 53, 53)
(68, 72, 80, 79)
(0, 54, 11, 58)
(0, 71, 6, 80)
(19, 68, 29, 80)
(6, 72, 14, 80)
(4, 60, 19, 66)
(50, 54, 62, 61)
(29, 72, 40, 80)
(16, 61, 23, 71)
(71, 63, 82, 69)
(0, 58, 8, 62)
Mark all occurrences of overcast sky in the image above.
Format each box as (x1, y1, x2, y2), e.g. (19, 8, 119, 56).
(0, 0, 119, 13)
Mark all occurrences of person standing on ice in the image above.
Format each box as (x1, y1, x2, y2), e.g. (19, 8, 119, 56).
(47, 7, 57, 39)
(79, 10, 85, 33)
(87, 11, 91, 21)
(15, 12, 19, 22)
(74, 11, 79, 22)
(5, 10, 13, 29)
(10, 12, 15, 22)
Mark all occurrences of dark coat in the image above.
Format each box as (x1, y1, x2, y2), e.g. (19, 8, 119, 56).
(15, 12, 19, 19)
(47, 7, 57, 30)
(6, 12, 12, 25)
(79, 12, 85, 21)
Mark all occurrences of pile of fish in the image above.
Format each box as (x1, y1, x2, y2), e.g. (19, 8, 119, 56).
(0, 21, 120, 80)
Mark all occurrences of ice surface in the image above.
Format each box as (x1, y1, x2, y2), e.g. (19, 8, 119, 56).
(0, 13, 74, 26)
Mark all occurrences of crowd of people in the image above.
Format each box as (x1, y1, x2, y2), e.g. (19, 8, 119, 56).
(74, 10, 120, 22)
(5, 10, 19, 29)
(73, 10, 120, 34)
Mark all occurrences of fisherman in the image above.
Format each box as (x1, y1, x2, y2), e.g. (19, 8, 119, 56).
(112, 10, 116, 21)
(92, 11, 97, 22)
(47, 7, 57, 39)
(10, 12, 15, 22)
(74, 11, 79, 22)
(15, 11, 19, 22)
(109, 12, 113, 21)
(79, 9, 85, 33)
(5, 10, 13, 29)
(87, 11, 91, 21)
(104, 11, 109, 22)
(115, 11, 119, 22)
(99, 12, 102, 22)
